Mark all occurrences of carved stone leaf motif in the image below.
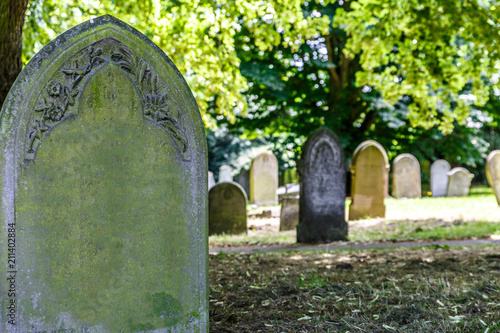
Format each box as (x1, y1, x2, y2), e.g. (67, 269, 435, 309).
(110, 47, 189, 157)
(26, 43, 189, 163)
(26, 46, 105, 162)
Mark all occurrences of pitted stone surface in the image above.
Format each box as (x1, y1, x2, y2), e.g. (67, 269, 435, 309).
(209, 182, 247, 235)
(486, 150, 500, 205)
(446, 167, 474, 197)
(250, 151, 278, 206)
(0, 16, 207, 332)
(297, 128, 347, 243)
(392, 153, 421, 199)
(431, 159, 451, 197)
(349, 140, 389, 220)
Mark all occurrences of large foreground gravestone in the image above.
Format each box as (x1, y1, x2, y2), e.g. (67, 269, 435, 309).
(349, 140, 389, 220)
(431, 159, 451, 197)
(297, 128, 347, 242)
(392, 153, 421, 199)
(446, 167, 474, 197)
(250, 151, 278, 205)
(209, 182, 247, 235)
(0, 16, 208, 332)
(486, 150, 500, 205)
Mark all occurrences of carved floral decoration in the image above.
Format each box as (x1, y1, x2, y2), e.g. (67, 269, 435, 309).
(26, 43, 189, 162)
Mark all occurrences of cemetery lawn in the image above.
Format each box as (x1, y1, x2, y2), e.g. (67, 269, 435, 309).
(209, 244, 500, 332)
(209, 186, 500, 248)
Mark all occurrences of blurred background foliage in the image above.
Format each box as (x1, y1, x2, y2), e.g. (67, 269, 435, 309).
(15, 0, 500, 182)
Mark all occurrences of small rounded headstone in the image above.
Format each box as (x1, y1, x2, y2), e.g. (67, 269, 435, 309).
(209, 171, 216, 189)
(280, 196, 299, 231)
(486, 150, 500, 205)
(209, 182, 247, 235)
(297, 128, 347, 242)
(349, 140, 389, 220)
(392, 153, 421, 199)
(446, 167, 474, 197)
(250, 151, 278, 206)
(431, 159, 451, 197)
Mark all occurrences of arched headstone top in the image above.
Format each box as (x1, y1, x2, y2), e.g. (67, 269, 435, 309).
(209, 181, 248, 203)
(431, 159, 451, 170)
(301, 128, 344, 172)
(253, 150, 278, 164)
(447, 167, 474, 178)
(350, 140, 389, 173)
(2, 15, 203, 165)
(393, 153, 419, 165)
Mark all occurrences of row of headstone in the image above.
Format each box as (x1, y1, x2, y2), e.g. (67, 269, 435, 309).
(0, 16, 208, 331)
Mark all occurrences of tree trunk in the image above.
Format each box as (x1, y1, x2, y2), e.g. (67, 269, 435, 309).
(0, 0, 29, 109)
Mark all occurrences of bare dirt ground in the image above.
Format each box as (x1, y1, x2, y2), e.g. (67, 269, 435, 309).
(209, 245, 500, 332)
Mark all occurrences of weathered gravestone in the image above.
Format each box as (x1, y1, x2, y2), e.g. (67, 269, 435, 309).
(208, 171, 216, 189)
(236, 168, 250, 198)
(279, 196, 299, 231)
(0, 16, 208, 332)
(446, 167, 474, 197)
(209, 182, 247, 235)
(297, 128, 347, 242)
(392, 153, 421, 199)
(218, 164, 233, 182)
(250, 151, 278, 206)
(349, 140, 389, 220)
(486, 150, 500, 205)
(430, 159, 451, 197)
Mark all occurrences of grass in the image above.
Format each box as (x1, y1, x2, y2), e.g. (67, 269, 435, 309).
(209, 245, 500, 332)
(209, 186, 500, 247)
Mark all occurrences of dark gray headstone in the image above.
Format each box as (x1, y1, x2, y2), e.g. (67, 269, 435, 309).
(236, 168, 250, 198)
(297, 128, 347, 243)
(0, 16, 207, 331)
(209, 182, 247, 235)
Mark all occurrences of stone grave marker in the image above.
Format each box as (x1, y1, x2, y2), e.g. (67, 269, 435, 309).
(218, 164, 233, 182)
(431, 159, 451, 197)
(209, 182, 247, 235)
(236, 168, 250, 198)
(0, 16, 207, 332)
(349, 140, 389, 220)
(486, 150, 500, 205)
(279, 196, 299, 231)
(297, 128, 347, 242)
(446, 167, 474, 197)
(392, 153, 421, 199)
(250, 151, 278, 205)
(208, 171, 216, 189)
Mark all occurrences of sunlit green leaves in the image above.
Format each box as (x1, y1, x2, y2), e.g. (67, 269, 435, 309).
(336, 0, 500, 133)
(23, 0, 330, 127)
